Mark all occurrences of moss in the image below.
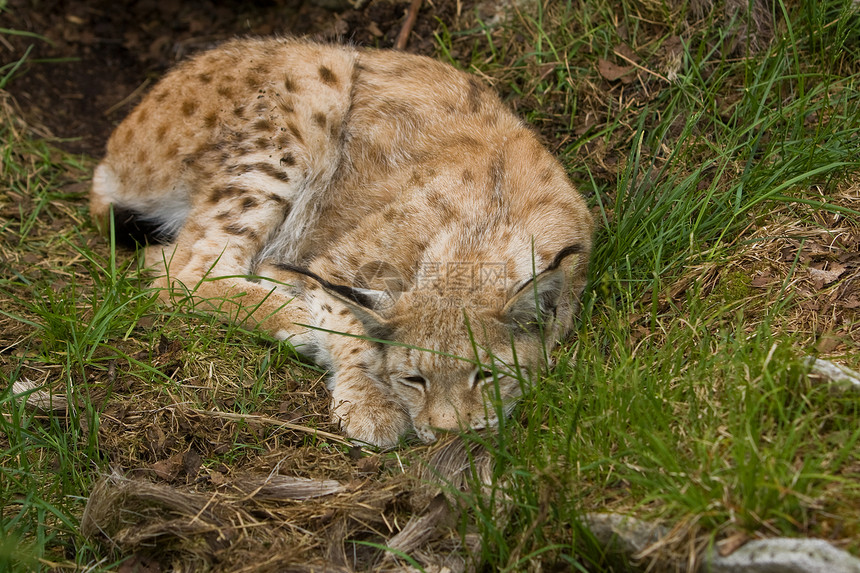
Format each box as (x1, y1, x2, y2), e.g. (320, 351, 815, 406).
(716, 270, 753, 302)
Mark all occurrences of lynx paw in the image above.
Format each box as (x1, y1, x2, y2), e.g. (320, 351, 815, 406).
(332, 396, 411, 448)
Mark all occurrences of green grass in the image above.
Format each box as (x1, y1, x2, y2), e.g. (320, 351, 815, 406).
(2, 0, 860, 570)
(466, 307, 859, 569)
(436, 0, 860, 568)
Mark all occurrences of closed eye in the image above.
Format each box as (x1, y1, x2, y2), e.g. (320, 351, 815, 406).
(400, 375, 427, 390)
(472, 369, 497, 388)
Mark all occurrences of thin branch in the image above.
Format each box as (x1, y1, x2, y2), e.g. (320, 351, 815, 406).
(189, 407, 366, 450)
(395, 0, 422, 51)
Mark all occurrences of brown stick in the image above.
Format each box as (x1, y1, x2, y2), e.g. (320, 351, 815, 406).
(395, 0, 423, 50)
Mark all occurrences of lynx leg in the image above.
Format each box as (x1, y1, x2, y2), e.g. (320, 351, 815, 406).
(153, 250, 311, 344)
(327, 330, 411, 447)
(256, 261, 411, 446)
(330, 365, 411, 447)
(146, 192, 312, 344)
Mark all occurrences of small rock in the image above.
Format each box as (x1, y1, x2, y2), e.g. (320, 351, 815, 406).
(585, 513, 666, 555)
(707, 538, 860, 573)
(806, 357, 860, 391)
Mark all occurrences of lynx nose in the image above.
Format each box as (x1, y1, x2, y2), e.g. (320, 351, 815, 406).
(429, 410, 463, 432)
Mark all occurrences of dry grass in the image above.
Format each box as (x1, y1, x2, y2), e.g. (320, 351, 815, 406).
(632, 177, 860, 365)
(3, 0, 860, 570)
(79, 435, 493, 572)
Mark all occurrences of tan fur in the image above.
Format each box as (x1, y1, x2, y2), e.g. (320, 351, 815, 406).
(91, 38, 593, 447)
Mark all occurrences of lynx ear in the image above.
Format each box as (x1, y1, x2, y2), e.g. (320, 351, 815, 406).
(323, 286, 396, 341)
(274, 264, 395, 341)
(503, 245, 582, 331)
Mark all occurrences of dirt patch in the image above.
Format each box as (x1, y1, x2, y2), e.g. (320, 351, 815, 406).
(3, 0, 474, 156)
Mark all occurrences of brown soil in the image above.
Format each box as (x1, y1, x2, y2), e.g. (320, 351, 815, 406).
(3, 1, 858, 568)
(3, 0, 477, 157)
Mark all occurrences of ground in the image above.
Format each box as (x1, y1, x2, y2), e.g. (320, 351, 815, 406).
(4, 0, 478, 156)
(1, 0, 859, 571)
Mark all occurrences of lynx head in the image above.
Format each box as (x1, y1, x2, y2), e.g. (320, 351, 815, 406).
(301, 245, 584, 443)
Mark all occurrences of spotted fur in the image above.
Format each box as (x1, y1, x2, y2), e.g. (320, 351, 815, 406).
(91, 38, 593, 447)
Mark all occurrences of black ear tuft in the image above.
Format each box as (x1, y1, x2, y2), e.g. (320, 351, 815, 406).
(546, 244, 583, 272)
(274, 263, 396, 341)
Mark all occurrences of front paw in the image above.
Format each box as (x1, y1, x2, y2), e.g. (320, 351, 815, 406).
(332, 395, 411, 448)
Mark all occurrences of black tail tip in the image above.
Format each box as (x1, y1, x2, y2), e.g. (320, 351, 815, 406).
(109, 206, 173, 248)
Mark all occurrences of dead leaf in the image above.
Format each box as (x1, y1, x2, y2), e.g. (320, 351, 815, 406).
(183, 450, 202, 481)
(809, 262, 846, 289)
(662, 35, 683, 57)
(614, 43, 640, 63)
(148, 36, 171, 62)
(717, 531, 751, 556)
(356, 455, 381, 476)
(598, 58, 635, 83)
(538, 62, 557, 81)
(145, 424, 171, 457)
(816, 335, 842, 354)
(118, 553, 161, 573)
(151, 453, 184, 481)
(367, 21, 383, 37)
(278, 406, 305, 423)
(751, 272, 773, 288)
(843, 296, 860, 309)
(332, 13, 349, 36)
(837, 250, 859, 264)
(574, 112, 600, 135)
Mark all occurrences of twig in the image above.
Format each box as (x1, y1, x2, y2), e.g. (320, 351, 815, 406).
(104, 77, 151, 116)
(189, 407, 367, 450)
(805, 357, 860, 390)
(395, 0, 423, 51)
(612, 49, 669, 83)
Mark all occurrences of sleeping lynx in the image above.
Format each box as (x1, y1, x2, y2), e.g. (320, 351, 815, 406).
(91, 38, 593, 447)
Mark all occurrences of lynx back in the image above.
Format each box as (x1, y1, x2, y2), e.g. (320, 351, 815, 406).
(91, 38, 593, 447)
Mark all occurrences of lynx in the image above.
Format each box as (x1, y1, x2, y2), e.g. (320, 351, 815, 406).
(91, 38, 593, 447)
